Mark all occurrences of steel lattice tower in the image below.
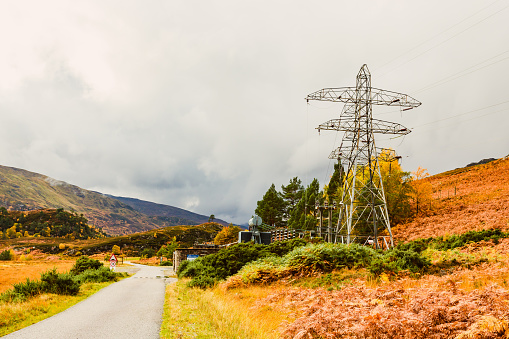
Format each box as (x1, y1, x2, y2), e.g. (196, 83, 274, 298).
(306, 65, 421, 248)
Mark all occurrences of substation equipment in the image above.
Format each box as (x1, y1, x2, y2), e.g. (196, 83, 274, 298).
(307, 64, 421, 249)
(238, 215, 272, 245)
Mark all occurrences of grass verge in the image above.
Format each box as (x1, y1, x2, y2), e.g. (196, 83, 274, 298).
(160, 279, 284, 339)
(0, 279, 124, 336)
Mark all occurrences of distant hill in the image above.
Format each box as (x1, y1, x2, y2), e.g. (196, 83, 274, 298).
(107, 195, 229, 227)
(0, 165, 229, 236)
(393, 157, 509, 242)
(0, 222, 223, 255)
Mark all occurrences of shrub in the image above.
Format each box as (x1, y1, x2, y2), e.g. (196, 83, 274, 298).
(369, 248, 431, 275)
(12, 278, 44, 300)
(0, 249, 13, 261)
(71, 256, 103, 275)
(160, 260, 172, 266)
(397, 229, 508, 253)
(141, 248, 155, 258)
(177, 242, 277, 288)
(434, 229, 506, 250)
(75, 266, 122, 283)
(285, 243, 377, 275)
(187, 275, 216, 288)
(266, 238, 308, 256)
(40, 269, 81, 295)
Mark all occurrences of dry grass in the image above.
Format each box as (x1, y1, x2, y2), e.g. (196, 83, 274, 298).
(160, 280, 284, 339)
(0, 281, 117, 336)
(0, 259, 75, 293)
(221, 240, 509, 338)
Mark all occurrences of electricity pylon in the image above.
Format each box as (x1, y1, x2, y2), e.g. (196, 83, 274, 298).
(306, 64, 421, 248)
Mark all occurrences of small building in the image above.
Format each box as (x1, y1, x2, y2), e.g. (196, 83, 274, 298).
(173, 247, 221, 272)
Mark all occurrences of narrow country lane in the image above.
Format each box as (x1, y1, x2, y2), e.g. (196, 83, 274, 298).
(4, 263, 175, 339)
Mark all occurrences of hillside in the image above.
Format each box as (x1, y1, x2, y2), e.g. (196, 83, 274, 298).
(108, 195, 228, 226)
(393, 156, 509, 242)
(0, 165, 225, 236)
(0, 208, 106, 239)
(0, 222, 223, 256)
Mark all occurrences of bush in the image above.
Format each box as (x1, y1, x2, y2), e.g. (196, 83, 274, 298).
(0, 249, 13, 261)
(40, 269, 81, 295)
(266, 238, 308, 256)
(160, 260, 172, 266)
(12, 278, 44, 300)
(285, 243, 377, 275)
(71, 256, 103, 275)
(187, 275, 216, 288)
(141, 248, 155, 258)
(369, 248, 431, 275)
(75, 266, 122, 283)
(397, 229, 508, 253)
(178, 239, 310, 288)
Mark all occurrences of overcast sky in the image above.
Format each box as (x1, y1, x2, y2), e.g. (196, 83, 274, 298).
(0, 0, 508, 224)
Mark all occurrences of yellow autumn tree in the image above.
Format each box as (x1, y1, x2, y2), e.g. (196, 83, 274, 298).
(214, 224, 243, 245)
(112, 245, 121, 255)
(6, 226, 17, 239)
(410, 167, 433, 216)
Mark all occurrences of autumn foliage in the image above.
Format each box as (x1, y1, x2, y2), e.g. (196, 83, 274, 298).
(213, 224, 243, 245)
(393, 157, 509, 242)
(254, 283, 509, 338)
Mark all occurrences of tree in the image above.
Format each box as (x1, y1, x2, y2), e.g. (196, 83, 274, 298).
(208, 215, 215, 222)
(281, 177, 304, 221)
(112, 245, 121, 255)
(325, 161, 345, 204)
(214, 224, 243, 245)
(377, 152, 414, 225)
(288, 178, 323, 230)
(255, 184, 285, 227)
(157, 237, 180, 260)
(410, 167, 433, 216)
(6, 225, 16, 239)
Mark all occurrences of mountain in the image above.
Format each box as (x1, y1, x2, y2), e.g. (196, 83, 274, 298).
(107, 195, 228, 227)
(393, 156, 509, 242)
(0, 165, 228, 236)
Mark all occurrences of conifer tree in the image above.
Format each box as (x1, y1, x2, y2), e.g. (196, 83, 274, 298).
(255, 184, 285, 227)
(281, 177, 304, 221)
(288, 178, 323, 230)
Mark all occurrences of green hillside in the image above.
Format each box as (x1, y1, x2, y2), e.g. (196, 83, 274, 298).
(0, 222, 223, 256)
(0, 208, 106, 239)
(0, 165, 198, 235)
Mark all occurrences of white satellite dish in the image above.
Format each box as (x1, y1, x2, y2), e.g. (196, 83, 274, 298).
(248, 215, 262, 227)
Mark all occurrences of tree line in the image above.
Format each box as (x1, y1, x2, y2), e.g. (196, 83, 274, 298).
(255, 150, 433, 231)
(0, 208, 106, 240)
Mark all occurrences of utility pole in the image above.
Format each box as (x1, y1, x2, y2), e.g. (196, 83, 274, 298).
(306, 65, 421, 248)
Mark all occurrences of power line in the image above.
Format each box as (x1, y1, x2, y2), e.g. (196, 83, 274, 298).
(411, 50, 509, 94)
(411, 100, 509, 129)
(377, 2, 509, 78)
(373, 0, 505, 73)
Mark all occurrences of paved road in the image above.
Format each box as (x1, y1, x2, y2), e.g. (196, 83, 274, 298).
(4, 263, 175, 339)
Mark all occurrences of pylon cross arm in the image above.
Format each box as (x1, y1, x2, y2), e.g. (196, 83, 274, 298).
(306, 87, 421, 108)
(370, 88, 421, 107)
(306, 87, 357, 103)
(328, 146, 401, 162)
(317, 118, 410, 135)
